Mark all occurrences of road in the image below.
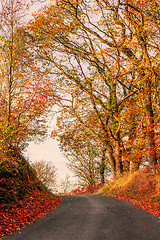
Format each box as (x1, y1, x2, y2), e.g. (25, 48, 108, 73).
(3, 195, 160, 240)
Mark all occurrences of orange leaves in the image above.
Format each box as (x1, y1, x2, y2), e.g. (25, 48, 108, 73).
(100, 165, 160, 219)
(0, 191, 62, 238)
(26, 2, 77, 45)
(20, 0, 159, 179)
(0, 0, 59, 151)
(0, 54, 57, 149)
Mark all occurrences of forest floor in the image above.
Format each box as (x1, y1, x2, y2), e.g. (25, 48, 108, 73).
(0, 154, 62, 239)
(0, 190, 62, 239)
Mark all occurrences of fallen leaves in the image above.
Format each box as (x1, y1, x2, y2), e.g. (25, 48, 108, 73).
(107, 194, 160, 219)
(0, 190, 62, 239)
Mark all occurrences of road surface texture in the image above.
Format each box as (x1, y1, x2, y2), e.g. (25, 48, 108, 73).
(3, 195, 160, 240)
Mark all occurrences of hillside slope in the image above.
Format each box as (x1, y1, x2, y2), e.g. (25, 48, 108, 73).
(0, 149, 62, 238)
(97, 165, 160, 218)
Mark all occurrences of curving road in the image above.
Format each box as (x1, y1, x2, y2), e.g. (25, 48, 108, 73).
(4, 195, 160, 240)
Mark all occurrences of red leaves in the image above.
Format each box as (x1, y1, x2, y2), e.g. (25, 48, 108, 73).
(109, 195, 160, 219)
(0, 190, 62, 239)
(102, 165, 160, 219)
(0, 152, 62, 239)
(72, 183, 102, 195)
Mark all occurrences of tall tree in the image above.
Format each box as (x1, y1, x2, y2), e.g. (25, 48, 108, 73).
(25, 0, 159, 178)
(0, 0, 57, 154)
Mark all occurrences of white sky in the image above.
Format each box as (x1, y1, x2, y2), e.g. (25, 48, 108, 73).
(26, 138, 74, 179)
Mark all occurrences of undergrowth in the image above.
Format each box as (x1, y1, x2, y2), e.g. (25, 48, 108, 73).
(0, 155, 47, 203)
(72, 183, 102, 195)
(97, 165, 160, 219)
(0, 150, 62, 239)
(72, 165, 160, 219)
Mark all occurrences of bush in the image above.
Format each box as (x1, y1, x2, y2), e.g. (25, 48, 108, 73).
(72, 183, 102, 195)
(0, 150, 47, 203)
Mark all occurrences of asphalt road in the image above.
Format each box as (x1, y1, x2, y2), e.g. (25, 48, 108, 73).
(3, 195, 160, 240)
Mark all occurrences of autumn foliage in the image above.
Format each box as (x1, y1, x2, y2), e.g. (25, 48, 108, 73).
(97, 165, 160, 219)
(0, 152, 62, 239)
(23, 0, 160, 182)
(0, 0, 160, 237)
(72, 165, 160, 219)
(72, 183, 102, 195)
(0, 0, 58, 158)
(0, 190, 62, 239)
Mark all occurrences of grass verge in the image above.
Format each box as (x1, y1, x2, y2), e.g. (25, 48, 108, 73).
(97, 165, 160, 219)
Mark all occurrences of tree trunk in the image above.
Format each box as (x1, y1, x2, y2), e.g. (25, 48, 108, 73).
(114, 132, 123, 177)
(100, 148, 106, 184)
(106, 143, 116, 180)
(143, 78, 157, 166)
(7, 3, 14, 125)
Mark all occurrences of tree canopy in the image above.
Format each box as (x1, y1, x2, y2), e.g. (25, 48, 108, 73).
(1, 0, 159, 181)
(0, 0, 58, 156)
(23, 0, 159, 180)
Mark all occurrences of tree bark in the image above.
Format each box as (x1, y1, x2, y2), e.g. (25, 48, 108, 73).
(100, 148, 106, 184)
(106, 143, 116, 180)
(114, 131, 123, 176)
(143, 78, 157, 166)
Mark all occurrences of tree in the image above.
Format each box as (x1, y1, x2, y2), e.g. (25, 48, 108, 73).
(24, 0, 159, 178)
(31, 159, 57, 192)
(53, 110, 111, 185)
(117, 0, 159, 167)
(60, 174, 73, 194)
(0, 0, 58, 155)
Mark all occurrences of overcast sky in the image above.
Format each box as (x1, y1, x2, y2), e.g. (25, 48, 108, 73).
(26, 138, 74, 179)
